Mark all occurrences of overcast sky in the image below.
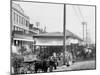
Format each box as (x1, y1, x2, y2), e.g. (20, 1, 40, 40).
(12, 1, 95, 43)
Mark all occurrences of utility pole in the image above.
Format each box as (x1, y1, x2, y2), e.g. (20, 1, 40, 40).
(82, 22, 87, 46)
(82, 22, 85, 41)
(63, 4, 66, 65)
(85, 22, 88, 46)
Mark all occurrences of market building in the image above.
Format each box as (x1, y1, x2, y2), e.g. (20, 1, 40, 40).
(33, 30, 83, 55)
(33, 30, 83, 46)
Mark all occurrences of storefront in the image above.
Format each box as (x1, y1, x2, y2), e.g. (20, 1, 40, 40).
(12, 33, 36, 54)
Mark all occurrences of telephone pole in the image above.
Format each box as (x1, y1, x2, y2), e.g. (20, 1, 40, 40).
(82, 22, 87, 46)
(63, 4, 66, 65)
(85, 22, 88, 46)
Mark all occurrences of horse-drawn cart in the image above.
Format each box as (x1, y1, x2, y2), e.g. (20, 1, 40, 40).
(19, 60, 36, 74)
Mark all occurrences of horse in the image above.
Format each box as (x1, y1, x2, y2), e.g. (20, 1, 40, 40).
(34, 57, 57, 73)
(34, 59, 49, 73)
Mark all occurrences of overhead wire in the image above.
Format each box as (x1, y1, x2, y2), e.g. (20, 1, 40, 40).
(72, 5, 82, 23)
(77, 6, 85, 22)
(72, 5, 86, 40)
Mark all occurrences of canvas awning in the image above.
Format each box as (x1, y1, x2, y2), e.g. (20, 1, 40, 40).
(13, 38, 34, 42)
(13, 33, 34, 42)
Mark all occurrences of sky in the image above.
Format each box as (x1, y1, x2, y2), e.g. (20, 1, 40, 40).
(12, 1, 95, 44)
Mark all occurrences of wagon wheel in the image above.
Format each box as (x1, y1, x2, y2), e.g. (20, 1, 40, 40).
(21, 63, 31, 74)
(29, 63, 35, 73)
(19, 66, 28, 74)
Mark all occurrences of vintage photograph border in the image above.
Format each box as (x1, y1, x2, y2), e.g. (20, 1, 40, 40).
(10, 0, 96, 74)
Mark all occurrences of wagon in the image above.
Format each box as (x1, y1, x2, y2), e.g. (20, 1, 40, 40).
(16, 54, 41, 74)
(19, 58, 41, 74)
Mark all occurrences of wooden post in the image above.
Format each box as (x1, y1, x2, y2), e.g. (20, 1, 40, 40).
(63, 4, 66, 65)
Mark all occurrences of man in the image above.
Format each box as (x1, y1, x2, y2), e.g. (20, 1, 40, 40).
(65, 51, 73, 66)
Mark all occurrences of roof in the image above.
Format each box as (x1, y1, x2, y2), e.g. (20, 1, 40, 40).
(33, 30, 83, 41)
(12, 2, 24, 14)
(37, 32, 62, 36)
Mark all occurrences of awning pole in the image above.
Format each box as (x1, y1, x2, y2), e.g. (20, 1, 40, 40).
(63, 4, 66, 65)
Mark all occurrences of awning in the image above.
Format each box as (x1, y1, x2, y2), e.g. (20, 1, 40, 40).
(34, 44, 63, 46)
(13, 38, 34, 42)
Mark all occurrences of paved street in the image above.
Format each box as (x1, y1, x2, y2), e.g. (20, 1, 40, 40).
(53, 60, 96, 72)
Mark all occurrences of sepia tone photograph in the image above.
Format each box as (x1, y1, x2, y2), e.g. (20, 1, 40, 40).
(11, 0, 96, 74)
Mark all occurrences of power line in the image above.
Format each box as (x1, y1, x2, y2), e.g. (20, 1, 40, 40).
(72, 6, 82, 23)
(77, 6, 89, 45)
(72, 6, 85, 40)
(72, 5, 88, 44)
(77, 6, 85, 22)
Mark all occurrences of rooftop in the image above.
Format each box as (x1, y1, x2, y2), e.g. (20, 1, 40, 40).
(33, 30, 83, 41)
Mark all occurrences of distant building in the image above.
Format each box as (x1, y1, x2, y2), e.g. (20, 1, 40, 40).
(29, 24, 40, 34)
(11, 2, 36, 53)
(29, 23, 47, 34)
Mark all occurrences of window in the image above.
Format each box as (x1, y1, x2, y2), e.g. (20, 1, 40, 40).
(14, 26, 19, 31)
(14, 26, 17, 31)
(27, 21, 29, 26)
(24, 19, 26, 26)
(15, 13, 17, 24)
(16, 14, 18, 24)
(26, 20, 29, 27)
(22, 17, 24, 24)
(12, 12, 14, 24)
(18, 15, 20, 24)
(24, 30, 26, 33)
(26, 20, 27, 26)
(12, 26, 14, 31)
(14, 12, 15, 23)
(19, 16, 21, 24)
(23, 18, 25, 25)
(14, 40, 19, 46)
(18, 28, 20, 31)
(20, 41, 23, 46)
(14, 26, 15, 31)
(17, 27, 18, 31)
(19, 28, 21, 31)
(21, 17, 23, 25)
(19, 28, 22, 31)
